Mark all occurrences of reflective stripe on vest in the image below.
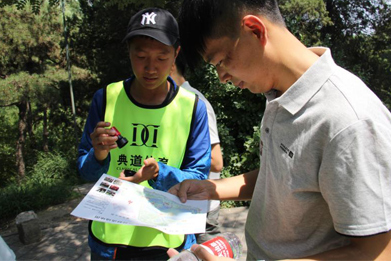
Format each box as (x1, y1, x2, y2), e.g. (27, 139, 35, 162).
(91, 80, 196, 248)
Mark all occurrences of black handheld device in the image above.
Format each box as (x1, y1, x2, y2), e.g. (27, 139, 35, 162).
(124, 169, 136, 177)
(111, 126, 128, 148)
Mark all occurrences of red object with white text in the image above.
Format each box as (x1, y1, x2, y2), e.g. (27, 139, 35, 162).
(201, 235, 234, 257)
(168, 232, 242, 260)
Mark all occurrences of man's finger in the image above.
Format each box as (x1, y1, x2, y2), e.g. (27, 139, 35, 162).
(166, 248, 179, 258)
(96, 121, 111, 128)
(168, 184, 180, 196)
(176, 182, 190, 203)
(191, 245, 213, 260)
(191, 244, 233, 261)
(143, 157, 155, 165)
(93, 122, 112, 134)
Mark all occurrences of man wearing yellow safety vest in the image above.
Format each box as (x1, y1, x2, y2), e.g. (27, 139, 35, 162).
(77, 7, 211, 260)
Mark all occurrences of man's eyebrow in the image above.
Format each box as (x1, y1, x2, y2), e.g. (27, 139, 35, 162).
(134, 47, 145, 52)
(204, 51, 216, 64)
(159, 49, 171, 55)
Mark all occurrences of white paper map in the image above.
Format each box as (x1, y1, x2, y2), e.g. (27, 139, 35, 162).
(71, 174, 208, 234)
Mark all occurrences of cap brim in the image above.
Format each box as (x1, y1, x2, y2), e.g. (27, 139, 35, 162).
(122, 29, 177, 46)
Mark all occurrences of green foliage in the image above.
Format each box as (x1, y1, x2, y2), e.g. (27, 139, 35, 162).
(280, 0, 332, 46)
(0, 4, 63, 75)
(0, 108, 18, 185)
(316, 0, 391, 109)
(1, 0, 182, 17)
(0, 151, 81, 222)
(2, 0, 56, 14)
(28, 151, 78, 182)
(362, 3, 391, 108)
(105, 0, 167, 9)
(0, 1, 93, 183)
(73, 0, 133, 87)
(221, 199, 248, 209)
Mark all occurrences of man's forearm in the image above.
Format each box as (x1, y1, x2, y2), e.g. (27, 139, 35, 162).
(210, 143, 223, 173)
(211, 169, 259, 201)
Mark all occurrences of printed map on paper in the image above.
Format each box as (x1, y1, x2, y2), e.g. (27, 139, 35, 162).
(71, 174, 208, 234)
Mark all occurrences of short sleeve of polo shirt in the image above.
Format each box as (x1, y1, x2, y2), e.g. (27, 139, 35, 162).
(319, 118, 391, 236)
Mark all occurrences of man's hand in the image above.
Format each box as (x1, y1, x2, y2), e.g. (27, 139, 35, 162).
(119, 158, 159, 184)
(168, 179, 215, 203)
(169, 170, 258, 203)
(167, 245, 234, 261)
(90, 121, 118, 162)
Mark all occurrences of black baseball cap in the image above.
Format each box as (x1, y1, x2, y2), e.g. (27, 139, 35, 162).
(123, 8, 179, 46)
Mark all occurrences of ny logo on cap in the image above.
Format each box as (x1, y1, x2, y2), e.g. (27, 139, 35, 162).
(141, 12, 157, 25)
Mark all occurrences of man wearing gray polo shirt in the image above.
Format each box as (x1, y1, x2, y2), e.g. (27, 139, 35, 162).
(168, 0, 391, 260)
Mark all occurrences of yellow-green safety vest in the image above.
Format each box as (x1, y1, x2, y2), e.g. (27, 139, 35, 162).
(91, 80, 196, 248)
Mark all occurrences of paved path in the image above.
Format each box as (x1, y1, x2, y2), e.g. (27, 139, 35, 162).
(1, 183, 249, 260)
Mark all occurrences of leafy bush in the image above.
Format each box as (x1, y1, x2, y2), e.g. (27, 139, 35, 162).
(0, 151, 82, 223)
(28, 151, 78, 182)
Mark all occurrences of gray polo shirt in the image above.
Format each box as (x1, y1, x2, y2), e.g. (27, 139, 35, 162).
(246, 48, 391, 260)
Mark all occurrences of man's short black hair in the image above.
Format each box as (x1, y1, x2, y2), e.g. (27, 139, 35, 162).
(178, 0, 285, 70)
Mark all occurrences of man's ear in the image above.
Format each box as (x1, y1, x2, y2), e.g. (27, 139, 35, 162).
(175, 46, 181, 58)
(242, 15, 267, 46)
(170, 62, 176, 75)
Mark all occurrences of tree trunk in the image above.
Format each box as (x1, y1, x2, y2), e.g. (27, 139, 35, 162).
(16, 100, 29, 182)
(43, 105, 49, 152)
(27, 101, 35, 145)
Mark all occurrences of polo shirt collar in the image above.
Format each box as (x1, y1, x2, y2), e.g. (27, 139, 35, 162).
(266, 47, 336, 115)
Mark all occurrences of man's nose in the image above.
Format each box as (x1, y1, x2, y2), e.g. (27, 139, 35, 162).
(145, 58, 156, 73)
(216, 67, 231, 84)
